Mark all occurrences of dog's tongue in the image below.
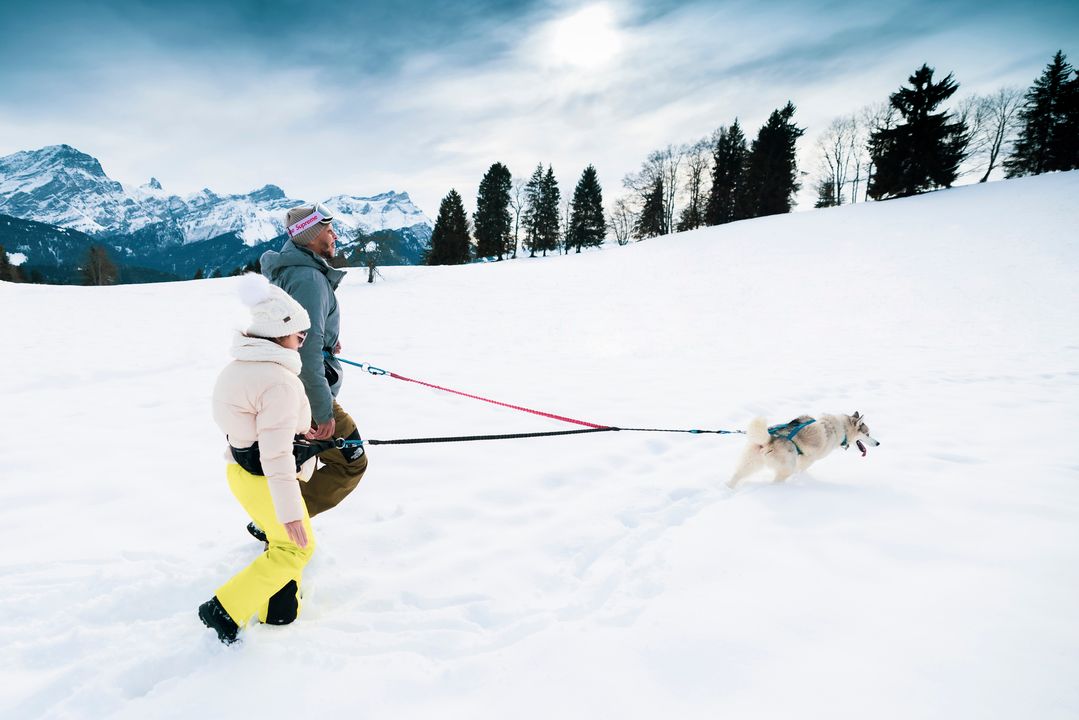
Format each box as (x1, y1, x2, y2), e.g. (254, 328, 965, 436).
(856, 440, 867, 457)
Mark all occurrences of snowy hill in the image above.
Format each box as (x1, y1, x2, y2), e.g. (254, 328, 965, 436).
(2, 173, 1077, 719)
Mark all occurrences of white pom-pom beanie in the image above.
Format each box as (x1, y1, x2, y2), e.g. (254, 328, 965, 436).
(238, 273, 311, 338)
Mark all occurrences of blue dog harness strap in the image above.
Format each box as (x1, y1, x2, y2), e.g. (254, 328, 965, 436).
(768, 418, 816, 455)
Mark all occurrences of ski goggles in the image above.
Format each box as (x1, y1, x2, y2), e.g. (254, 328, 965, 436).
(286, 202, 334, 238)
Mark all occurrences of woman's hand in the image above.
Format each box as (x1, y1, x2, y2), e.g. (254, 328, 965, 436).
(284, 520, 309, 548)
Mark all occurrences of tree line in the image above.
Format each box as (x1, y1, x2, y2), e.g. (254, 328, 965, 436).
(421, 49, 1078, 266)
(4, 52, 1076, 281)
(0, 242, 121, 285)
(812, 50, 1079, 208)
(425, 161, 608, 265)
(424, 99, 809, 264)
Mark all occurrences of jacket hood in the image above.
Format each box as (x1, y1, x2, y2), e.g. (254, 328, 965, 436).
(260, 238, 346, 290)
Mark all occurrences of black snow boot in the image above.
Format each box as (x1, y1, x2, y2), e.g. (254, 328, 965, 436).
(199, 596, 239, 645)
(246, 522, 268, 544)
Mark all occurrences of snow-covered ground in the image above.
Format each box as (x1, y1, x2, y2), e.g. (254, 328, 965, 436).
(2, 173, 1077, 719)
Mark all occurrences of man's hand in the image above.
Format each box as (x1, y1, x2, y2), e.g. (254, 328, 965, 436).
(333, 340, 342, 354)
(284, 520, 308, 548)
(305, 417, 336, 440)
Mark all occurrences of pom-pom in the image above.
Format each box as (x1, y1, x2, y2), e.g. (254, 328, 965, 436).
(237, 272, 273, 308)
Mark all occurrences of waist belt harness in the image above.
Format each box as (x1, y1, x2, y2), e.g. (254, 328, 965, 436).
(228, 432, 364, 477)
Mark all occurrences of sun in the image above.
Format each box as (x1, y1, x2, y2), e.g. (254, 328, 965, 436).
(549, 4, 622, 70)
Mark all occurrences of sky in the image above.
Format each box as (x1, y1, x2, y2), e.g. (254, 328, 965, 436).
(0, 0, 1076, 218)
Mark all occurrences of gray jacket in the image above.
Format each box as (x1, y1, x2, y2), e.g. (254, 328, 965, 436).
(260, 239, 347, 423)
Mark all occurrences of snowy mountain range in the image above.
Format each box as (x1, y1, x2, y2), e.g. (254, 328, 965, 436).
(0, 145, 433, 278)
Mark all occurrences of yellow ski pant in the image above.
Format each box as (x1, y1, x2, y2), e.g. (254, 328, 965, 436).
(216, 463, 316, 627)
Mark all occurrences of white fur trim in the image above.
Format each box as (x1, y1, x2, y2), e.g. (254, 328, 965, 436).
(230, 332, 303, 374)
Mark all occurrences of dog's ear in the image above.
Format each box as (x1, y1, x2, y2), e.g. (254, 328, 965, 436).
(852, 411, 861, 420)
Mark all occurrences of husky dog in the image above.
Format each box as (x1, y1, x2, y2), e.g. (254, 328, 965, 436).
(727, 411, 879, 488)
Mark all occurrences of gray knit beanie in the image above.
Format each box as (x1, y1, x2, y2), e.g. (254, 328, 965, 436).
(285, 204, 333, 246)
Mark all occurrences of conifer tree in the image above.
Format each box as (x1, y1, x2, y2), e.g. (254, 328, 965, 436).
(425, 189, 472, 265)
(741, 102, 806, 217)
(0, 245, 17, 282)
(566, 165, 606, 253)
(522, 164, 545, 257)
(635, 177, 666, 239)
(530, 165, 562, 257)
(542, 166, 563, 256)
(1005, 51, 1079, 177)
(704, 121, 748, 226)
(82, 245, 118, 286)
(814, 179, 838, 208)
(868, 65, 968, 199)
(675, 205, 702, 233)
(474, 162, 513, 260)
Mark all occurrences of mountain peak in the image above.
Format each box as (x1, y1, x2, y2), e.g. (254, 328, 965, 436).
(36, 144, 107, 175)
(0, 144, 108, 179)
(247, 184, 286, 201)
(147, 177, 163, 190)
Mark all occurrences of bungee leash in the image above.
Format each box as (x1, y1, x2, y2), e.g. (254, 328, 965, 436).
(329, 353, 608, 428)
(324, 352, 746, 447)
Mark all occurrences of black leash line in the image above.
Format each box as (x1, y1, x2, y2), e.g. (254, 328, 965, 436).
(332, 426, 745, 448)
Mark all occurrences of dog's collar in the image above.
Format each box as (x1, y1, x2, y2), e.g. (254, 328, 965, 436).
(840, 434, 848, 448)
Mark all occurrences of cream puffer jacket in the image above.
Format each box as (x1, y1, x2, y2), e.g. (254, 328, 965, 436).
(212, 333, 315, 524)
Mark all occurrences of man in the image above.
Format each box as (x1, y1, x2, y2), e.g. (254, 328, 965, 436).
(257, 203, 368, 523)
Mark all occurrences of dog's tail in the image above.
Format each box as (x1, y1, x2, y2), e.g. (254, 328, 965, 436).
(746, 417, 770, 447)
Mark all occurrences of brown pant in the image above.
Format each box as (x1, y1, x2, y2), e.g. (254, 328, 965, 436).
(300, 401, 369, 518)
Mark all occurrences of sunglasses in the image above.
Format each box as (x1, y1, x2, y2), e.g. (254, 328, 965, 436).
(295, 331, 308, 345)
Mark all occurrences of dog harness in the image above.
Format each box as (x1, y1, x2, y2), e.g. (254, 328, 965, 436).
(768, 418, 816, 455)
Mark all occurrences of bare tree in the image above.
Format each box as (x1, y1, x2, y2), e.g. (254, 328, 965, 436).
(957, 87, 1024, 183)
(858, 101, 898, 202)
(622, 144, 685, 235)
(360, 240, 383, 283)
(82, 245, 118, 286)
(659, 145, 685, 234)
(813, 115, 860, 207)
(507, 178, 525, 259)
(677, 137, 712, 231)
(609, 197, 635, 246)
(565, 195, 574, 254)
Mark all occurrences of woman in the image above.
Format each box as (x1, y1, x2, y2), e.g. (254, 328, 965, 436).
(199, 273, 319, 645)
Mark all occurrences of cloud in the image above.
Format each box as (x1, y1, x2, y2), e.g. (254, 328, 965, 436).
(1, 0, 1076, 217)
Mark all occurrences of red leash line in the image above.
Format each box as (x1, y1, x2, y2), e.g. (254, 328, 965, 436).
(387, 372, 611, 429)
